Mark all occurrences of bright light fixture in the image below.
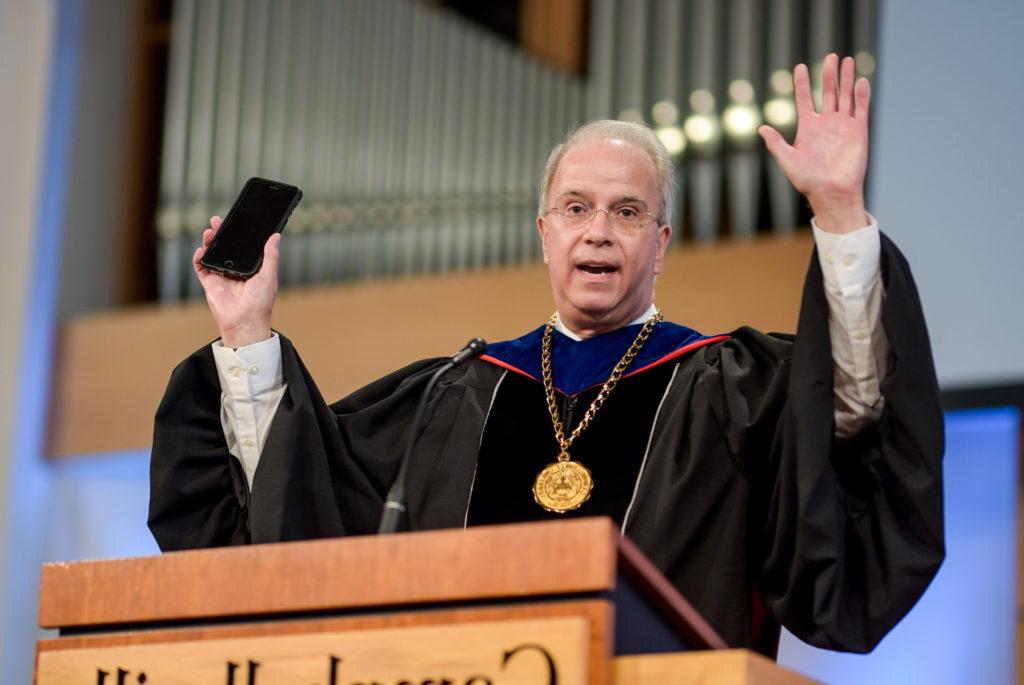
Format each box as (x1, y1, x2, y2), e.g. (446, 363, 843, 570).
(655, 125, 686, 156)
(763, 97, 796, 129)
(723, 104, 761, 140)
(651, 100, 679, 126)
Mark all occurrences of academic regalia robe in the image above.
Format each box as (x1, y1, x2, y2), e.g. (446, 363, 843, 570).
(149, 235, 944, 656)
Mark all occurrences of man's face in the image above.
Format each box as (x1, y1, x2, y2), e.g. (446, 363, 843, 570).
(537, 138, 672, 337)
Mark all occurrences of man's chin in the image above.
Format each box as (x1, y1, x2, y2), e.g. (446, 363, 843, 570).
(561, 301, 634, 335)
(570, 302, 618, 321)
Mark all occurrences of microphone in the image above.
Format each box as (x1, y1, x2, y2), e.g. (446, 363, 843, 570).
(450, 337, 487, 365)
(377, 338, 487, 534)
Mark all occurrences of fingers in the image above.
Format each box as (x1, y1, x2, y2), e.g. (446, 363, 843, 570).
(854, 76, 871, 124)
(793, 63, 815, 120)
(758, 125, 796, 181)
(820, 53, 839, 113)
(192, 245, 207, 276)
(838, 56, 855, 115)
(758, 125, 792, 159)
(199, 216, 223, 251)
(201, 216, 222, 247)
(256, 232, 282, 283)
(195, 216, 222, 276)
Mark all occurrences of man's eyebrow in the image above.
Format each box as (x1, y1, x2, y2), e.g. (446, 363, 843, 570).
(553, 190, 650, 210)
(612, 195, 650, 209)
(554, 189, 592, 203)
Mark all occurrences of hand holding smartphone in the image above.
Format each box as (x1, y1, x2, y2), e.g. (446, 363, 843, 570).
(200, 177, 303, 278)
(193, 177, 302, 348)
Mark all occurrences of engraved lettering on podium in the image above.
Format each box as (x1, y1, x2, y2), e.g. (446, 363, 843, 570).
(38, 618, 588, 684)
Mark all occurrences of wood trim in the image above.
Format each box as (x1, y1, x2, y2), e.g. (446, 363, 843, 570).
(613, 649, 820, 684)
(519, 0, 586, 74)
(39, 518, 620, 629)
(48, 232, 813, 457)
(37, 600, 614, 685)
(114, 0, 168, 305)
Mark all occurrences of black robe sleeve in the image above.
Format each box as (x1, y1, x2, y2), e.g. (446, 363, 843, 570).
(148, 347, 252, 550)
(148, 334, 452, 551)
(701, 234, 944, 653)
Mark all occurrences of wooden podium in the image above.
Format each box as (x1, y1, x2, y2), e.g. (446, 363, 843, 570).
(35, 518, 816, 684)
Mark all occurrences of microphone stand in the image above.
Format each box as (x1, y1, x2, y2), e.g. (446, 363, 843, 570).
(378, 338, 486, 534)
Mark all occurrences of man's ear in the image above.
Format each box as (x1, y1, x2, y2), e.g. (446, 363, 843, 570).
(653, 223, 672, 275)
(537, 215, 549, 264)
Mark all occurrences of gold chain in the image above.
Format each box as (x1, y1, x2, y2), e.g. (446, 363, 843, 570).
(541, 309, 664, 462)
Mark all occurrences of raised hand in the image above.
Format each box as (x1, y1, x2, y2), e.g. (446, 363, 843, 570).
(193, 216, 280, 348)
(759, 54, 870, 234)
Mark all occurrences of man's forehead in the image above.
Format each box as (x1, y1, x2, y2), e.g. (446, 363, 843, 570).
(551, 139, 659, 201)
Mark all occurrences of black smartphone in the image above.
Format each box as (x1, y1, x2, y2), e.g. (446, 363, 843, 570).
(199, 177, 303, 278)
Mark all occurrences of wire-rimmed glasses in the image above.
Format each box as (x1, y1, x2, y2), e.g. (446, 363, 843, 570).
(543, 205, 657, 235)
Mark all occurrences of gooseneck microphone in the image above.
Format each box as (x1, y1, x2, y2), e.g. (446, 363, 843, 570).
(449, 337, 488, 364)
(377, 338, 487, 534)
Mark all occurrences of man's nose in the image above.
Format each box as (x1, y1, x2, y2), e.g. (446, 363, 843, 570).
(584, 209, 615, 242)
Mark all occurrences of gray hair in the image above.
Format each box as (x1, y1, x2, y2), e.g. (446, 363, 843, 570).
(538, 119, 676, 225)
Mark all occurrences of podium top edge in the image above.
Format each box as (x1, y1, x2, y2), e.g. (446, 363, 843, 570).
(39, 517, 625, 630)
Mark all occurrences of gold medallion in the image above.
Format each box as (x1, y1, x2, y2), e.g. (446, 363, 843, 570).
(533, 460, 594, 513)
(532, 308, 663, 513)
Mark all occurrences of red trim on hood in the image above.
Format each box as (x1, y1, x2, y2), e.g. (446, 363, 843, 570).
(478, 355, 539, 383)
(623, 335, 731, 379)
(478, 334, 731, 397)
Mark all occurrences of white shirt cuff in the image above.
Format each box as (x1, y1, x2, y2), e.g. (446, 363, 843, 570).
(212, 332, 284, 396)
(811, 214, 881, 295)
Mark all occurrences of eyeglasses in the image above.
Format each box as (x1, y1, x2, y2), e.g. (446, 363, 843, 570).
(543, 205, 657, 235)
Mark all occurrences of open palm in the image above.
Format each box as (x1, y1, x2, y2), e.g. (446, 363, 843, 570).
(759, 54, 870, 233)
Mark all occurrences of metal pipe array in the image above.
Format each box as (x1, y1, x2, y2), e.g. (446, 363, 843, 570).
(156, 0, 876, 301)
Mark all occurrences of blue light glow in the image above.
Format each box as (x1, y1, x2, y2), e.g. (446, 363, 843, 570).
(779, 407, 1020, 684)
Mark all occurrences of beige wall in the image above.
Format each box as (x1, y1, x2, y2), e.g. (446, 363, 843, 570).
(0, 0, 56, 678)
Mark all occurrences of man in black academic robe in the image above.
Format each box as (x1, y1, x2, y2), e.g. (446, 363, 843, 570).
(149, 55, 943, 657)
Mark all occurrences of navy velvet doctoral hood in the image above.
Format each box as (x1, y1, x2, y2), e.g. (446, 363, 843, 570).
(482, 321, 723, 396)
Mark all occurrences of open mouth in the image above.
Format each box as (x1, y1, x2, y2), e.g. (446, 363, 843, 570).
(577, 263, 618, 275)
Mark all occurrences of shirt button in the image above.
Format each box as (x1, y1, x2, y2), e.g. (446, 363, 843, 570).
(825, 253, 835, 264)
(854, 329, 867, 340)
(842, 254, 856, 266)
(230, 367, 242, 378)
(243, 438, 255, 449)
(249, 365, 259, 375)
